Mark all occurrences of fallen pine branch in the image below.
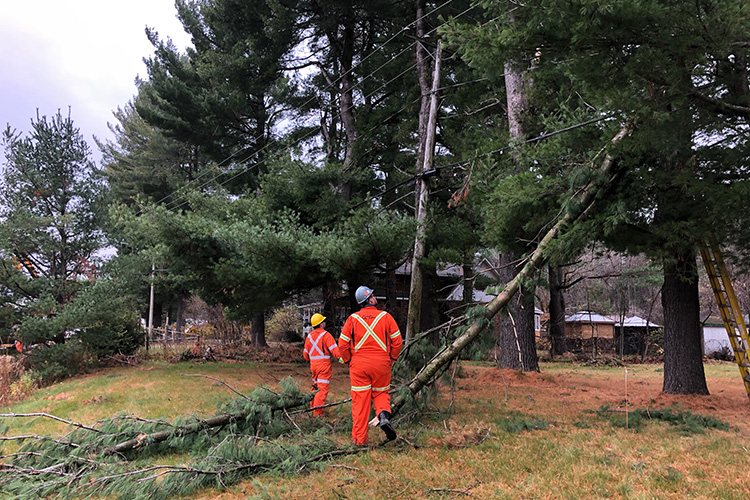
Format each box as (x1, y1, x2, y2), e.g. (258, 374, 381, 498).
(0, 412, 103, 433)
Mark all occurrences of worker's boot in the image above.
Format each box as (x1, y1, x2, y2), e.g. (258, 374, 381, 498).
(378, 411, 397, 442)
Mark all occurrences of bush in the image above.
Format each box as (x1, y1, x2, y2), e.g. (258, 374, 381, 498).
(28, 342, 97, 384)
(267, 305, 302, 342)
(0, 355, 33, 405)
(78, 311, 144, 358)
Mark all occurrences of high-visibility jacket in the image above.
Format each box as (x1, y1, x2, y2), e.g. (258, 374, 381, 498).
(303, 327, 341, 363)
(303, 327, 341, 417)
(338, 305, 402, 444)
(338, 306, 402, 364)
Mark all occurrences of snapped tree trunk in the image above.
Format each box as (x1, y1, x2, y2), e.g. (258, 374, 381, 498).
(406, 39, 442, 343)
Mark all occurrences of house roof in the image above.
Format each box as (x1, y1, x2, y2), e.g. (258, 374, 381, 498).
(444, 284, 543, 315)
(565, 311, 615, 324)
(445, 285, 497, 303)
(614, 316, 661, 328)
(394, 258, 500, 279)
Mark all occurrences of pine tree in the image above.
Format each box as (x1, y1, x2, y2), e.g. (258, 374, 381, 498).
(443, 0, 750, 393)
(0, 111, 105, 346)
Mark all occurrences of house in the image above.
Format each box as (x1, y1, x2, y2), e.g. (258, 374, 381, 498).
(613, 316, 661, 355)
(565, 311, 616, 354)
(445, 282, 543, 336)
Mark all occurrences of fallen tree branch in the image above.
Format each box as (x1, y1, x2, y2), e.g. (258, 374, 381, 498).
(0, 434, 80, 447)
(0, 412, 102, 433)
(108, 410, 269, 455)
(392, 122, 633, 414)
(290, 397, 352, 415)
(181, 373, 251, 400)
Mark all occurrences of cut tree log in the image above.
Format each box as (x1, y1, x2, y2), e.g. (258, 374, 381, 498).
(392, 122, 632, 414)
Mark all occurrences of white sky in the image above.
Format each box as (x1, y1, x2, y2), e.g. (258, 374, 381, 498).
(0, 1, 192, 163)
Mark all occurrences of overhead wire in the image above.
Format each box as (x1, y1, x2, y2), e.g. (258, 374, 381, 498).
(349, 114, 612, 209)
(141, 0, 465, 214)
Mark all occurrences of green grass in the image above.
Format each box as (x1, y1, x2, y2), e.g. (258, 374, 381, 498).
(1, 360, 748, 500)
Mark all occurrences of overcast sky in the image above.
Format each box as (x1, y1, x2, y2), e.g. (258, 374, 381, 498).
(0, 1, 192, 163)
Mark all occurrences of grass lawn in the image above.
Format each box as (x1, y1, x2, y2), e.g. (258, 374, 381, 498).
(2, 359, 749, 499)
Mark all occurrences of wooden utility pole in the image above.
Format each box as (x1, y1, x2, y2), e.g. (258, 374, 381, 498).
(147, 261, 154, 351)
(405, 39, 442, 344)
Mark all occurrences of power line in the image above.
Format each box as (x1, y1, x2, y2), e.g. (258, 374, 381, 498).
(142, 0, 464, 214)
(350, 115, 612, 209)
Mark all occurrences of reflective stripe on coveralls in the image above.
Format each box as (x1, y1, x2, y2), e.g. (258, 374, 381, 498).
(351, 311, 388, 352)
(306, 331, 331, 360)
(339, 306, 402, 444)
(304, 328, 341, 416)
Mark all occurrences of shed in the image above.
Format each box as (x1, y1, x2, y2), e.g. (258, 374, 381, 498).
(565, 311, 616, 355)
(614, 316, 661, 355)
(565, 311, 616, 339)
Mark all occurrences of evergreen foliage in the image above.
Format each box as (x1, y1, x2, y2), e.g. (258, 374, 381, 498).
(593, 404, 729, 434)
(0, 378, 350, 499)
(0, 111, 106, 347)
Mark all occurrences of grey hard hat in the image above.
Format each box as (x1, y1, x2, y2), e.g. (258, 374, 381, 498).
(355, 286, 374, 304)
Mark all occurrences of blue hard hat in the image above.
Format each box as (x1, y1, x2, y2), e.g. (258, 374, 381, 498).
(355, 286, 374, 304)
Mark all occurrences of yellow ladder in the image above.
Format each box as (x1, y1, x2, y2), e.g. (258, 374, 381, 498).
(700, 241, 750, 400)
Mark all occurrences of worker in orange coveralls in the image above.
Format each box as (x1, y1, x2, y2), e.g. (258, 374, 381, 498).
(303, 313, 343, 417)
(338, 286, 402, 445)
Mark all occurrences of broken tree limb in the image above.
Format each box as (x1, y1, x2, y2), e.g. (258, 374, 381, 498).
(109, 413, 237, 454)
(392, 122, 632, 415)
(0, 412, 103, 433)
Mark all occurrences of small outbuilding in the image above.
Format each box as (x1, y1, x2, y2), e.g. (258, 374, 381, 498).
(565, 311, 616, 354)
(614, 316, 662, 356)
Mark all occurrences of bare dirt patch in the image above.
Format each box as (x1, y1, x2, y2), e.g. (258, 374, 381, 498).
(455, 363, 750, 434)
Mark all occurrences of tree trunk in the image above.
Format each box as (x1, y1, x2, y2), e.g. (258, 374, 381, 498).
(499, 257, 539, 372)
(661, 253, 709, 395)
(463, 263, 474, 308)
(251, 313, 267, 348)
(548, 264, 567, 357)
(498, 25, 538, 371)
(414, 0, 431, 167)
(175, 293, 187, 341)
(419, 266, 439, 335)
(335, 23, 357, 176)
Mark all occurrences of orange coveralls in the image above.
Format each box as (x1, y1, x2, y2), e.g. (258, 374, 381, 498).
(338, 305, 402, 444)
(303, 327, 342, 416)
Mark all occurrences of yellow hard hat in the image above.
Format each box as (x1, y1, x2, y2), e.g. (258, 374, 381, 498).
(311, 313, 326, 327)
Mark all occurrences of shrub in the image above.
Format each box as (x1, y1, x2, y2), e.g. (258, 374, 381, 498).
(0, 355, 31, 405)
(267, 305, 302, 342)
(78, 311, 144, 358)
(28, 341, 97, 384)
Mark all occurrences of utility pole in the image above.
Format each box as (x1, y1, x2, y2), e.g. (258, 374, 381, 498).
(147, 261, 155, 351)
(406, 39, 442, 344)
